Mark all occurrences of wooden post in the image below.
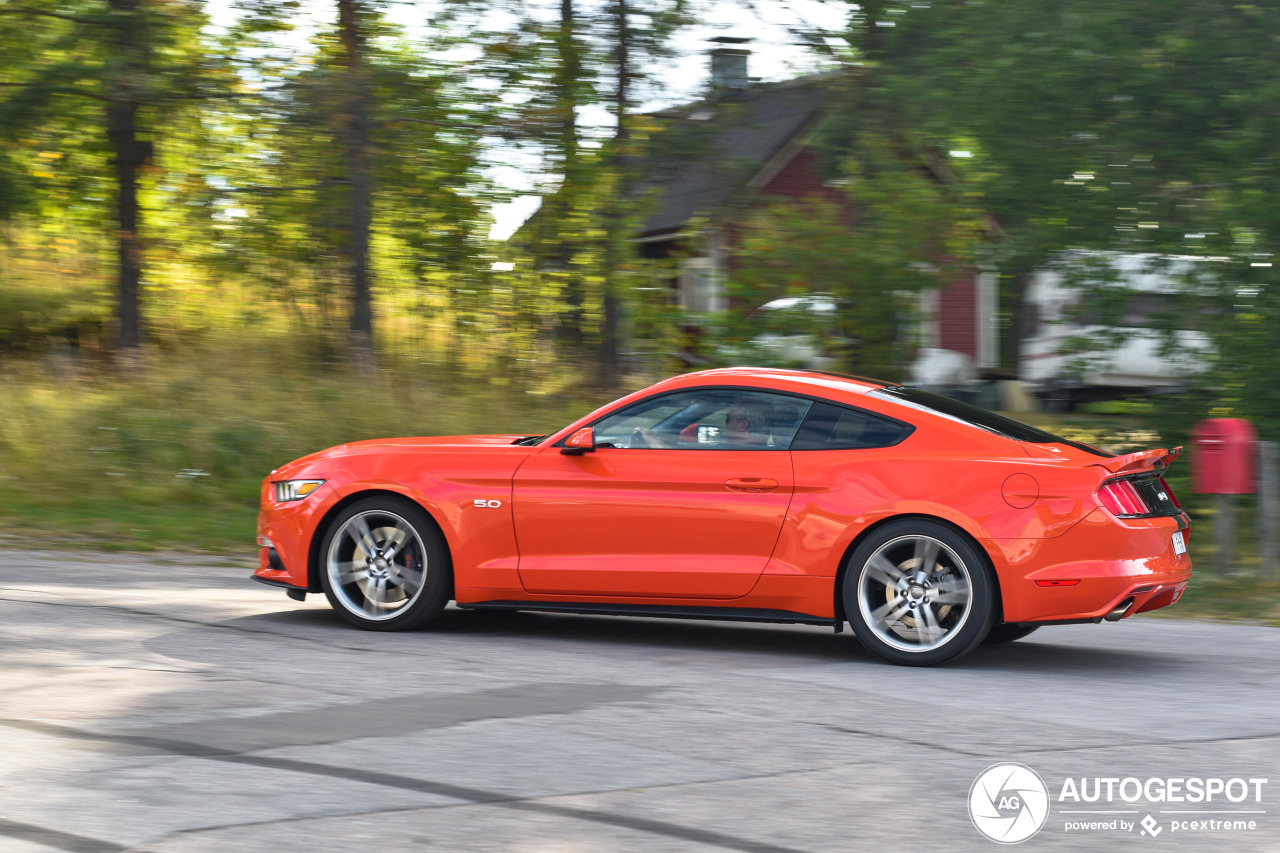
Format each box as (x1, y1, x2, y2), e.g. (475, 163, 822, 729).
(1259, 441, 1278, 580)
(1214, 493, 1234, 576)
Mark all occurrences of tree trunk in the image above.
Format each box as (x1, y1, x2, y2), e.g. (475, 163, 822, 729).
(1004, 264, 1033, 372)
(597, 0, 630, 386)
(105, 0, 147, 355)
(106, 98, 146, 354)
(558, 0, 581, 180)
(554, 0, 585, 349)
(859, 0, 886, 59)
(338, 0, 375, 370)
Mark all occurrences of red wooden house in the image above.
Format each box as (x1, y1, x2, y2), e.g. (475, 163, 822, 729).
(632, 42, 997, 374)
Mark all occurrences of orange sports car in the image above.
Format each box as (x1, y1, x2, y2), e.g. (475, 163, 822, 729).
(253, 368, 1192, 665)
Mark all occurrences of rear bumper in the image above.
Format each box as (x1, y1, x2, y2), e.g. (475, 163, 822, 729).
(987, 508, 1192, 624)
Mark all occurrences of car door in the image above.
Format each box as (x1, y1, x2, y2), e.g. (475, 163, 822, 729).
(512, 388, 812, 599)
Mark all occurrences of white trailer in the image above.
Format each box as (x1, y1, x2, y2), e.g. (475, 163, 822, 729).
(1020, 253, 1218, 409)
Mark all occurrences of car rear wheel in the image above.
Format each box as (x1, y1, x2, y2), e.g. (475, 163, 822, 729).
(982, 623, 1040, 645)
(320, 496, 451, 631)
(842, 520, 994, 666)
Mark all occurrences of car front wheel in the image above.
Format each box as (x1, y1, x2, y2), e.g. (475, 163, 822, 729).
(319, 496, 451, 631)
(842, 520, 995, 666)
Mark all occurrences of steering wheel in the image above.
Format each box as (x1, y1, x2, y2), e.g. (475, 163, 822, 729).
(629, 427, 651, 449)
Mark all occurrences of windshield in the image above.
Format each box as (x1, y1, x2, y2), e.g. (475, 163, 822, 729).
(872, 387, 1113, 457)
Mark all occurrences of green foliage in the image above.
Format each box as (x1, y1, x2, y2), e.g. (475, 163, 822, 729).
(819, 0, 1280, 374)
(802, 0, 1280, 459)
(196, 9, 496, 354)
(1196, 283, 1280, 442)
(0, 0, 218, 215)
(0, 231, 111, 352)
(722, 200, 903, 377)
(721, 124, 982, 377)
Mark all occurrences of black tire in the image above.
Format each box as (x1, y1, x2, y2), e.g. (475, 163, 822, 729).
(982, 623, 1040, 645)
(318, 495, 452, 631)
(842, 519, 995, 666)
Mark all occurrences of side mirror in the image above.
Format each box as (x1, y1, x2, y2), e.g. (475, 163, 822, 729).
(560, 426, 595, 455)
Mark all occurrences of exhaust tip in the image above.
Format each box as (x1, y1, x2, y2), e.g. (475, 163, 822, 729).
(1104, 597, 1135, 622)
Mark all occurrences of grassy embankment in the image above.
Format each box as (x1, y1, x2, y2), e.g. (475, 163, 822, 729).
(0, 339, 612, 553)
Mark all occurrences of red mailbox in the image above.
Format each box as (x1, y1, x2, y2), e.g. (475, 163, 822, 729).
(1191, 418, 1256, 494)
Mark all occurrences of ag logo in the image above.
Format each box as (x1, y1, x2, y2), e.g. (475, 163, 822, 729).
(969, 763, 1050, 844)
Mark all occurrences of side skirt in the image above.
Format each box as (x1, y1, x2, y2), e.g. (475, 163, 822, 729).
(1013, 617, 1104, 627)
(458, 600, 833, 627)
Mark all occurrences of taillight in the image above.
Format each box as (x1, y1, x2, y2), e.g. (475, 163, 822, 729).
(1097, 482, 1127, 515)
(1118, 480, 1148, 514)
(1158, 476, 1181, 508)
(1098, 478, 1151, 517)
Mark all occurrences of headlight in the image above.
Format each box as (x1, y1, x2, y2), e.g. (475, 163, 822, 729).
(273, 479, 325, 502)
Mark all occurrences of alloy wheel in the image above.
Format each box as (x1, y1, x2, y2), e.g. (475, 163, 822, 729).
(856, 534, 974, 653)
(325, 509, 428, 621)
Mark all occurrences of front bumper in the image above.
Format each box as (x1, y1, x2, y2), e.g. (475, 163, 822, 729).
(253, 480, 333, 592)
(988, 508, 1193, 624)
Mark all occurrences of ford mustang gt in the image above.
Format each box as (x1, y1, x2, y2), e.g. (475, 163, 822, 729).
(253, 367, 1192, 665)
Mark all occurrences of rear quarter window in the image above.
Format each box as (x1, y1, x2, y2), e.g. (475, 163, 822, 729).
(789, 403, 913, 450)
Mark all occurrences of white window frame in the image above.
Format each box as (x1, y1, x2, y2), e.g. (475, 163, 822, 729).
(678, 257, 724, 313)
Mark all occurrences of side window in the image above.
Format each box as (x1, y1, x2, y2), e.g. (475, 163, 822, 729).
(593, 399, 690, 447)
(790, 402, 912, 450)
(593, 389, 812, 450)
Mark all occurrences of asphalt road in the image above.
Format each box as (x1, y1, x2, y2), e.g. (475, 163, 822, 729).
(1, 550, 1277, 853)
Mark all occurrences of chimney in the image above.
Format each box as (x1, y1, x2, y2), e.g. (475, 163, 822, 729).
(709, 36, 751, 95)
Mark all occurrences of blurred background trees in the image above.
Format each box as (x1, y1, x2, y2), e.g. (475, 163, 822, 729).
(833, 0, 1280, 430)
(0, 0, 1278, 402)
(0, 0, 226, 354)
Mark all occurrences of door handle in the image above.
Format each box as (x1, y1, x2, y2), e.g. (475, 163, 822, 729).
(724, 477, 779, 492)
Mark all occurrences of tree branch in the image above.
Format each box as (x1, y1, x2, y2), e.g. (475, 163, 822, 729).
(0, 81, 110, 102)
(1160, 182, 1231, 194)
(0, 7, 99, 25)
(382, 117, 475, 130)
(1, 81, 250, 105)
(167, 91, 251, 101)
(380, 117, 512, 137)
(222, 179, 349, 194)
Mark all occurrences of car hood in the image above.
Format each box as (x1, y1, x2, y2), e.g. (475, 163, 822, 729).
(335, 434, 533, 453)
(272, 434, 536, 475)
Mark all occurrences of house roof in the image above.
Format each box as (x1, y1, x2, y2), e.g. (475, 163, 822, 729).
(634, 72, 846, 239)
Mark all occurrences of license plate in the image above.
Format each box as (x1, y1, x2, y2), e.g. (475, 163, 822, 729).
(1172, 531, 1186, 556)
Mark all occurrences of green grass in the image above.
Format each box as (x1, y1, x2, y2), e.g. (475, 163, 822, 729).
(1145, 573, 1280, 627)
(0, 337, 614, 552)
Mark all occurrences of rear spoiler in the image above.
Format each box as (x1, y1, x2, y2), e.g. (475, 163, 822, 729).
(1094, 446, 1182, 476)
